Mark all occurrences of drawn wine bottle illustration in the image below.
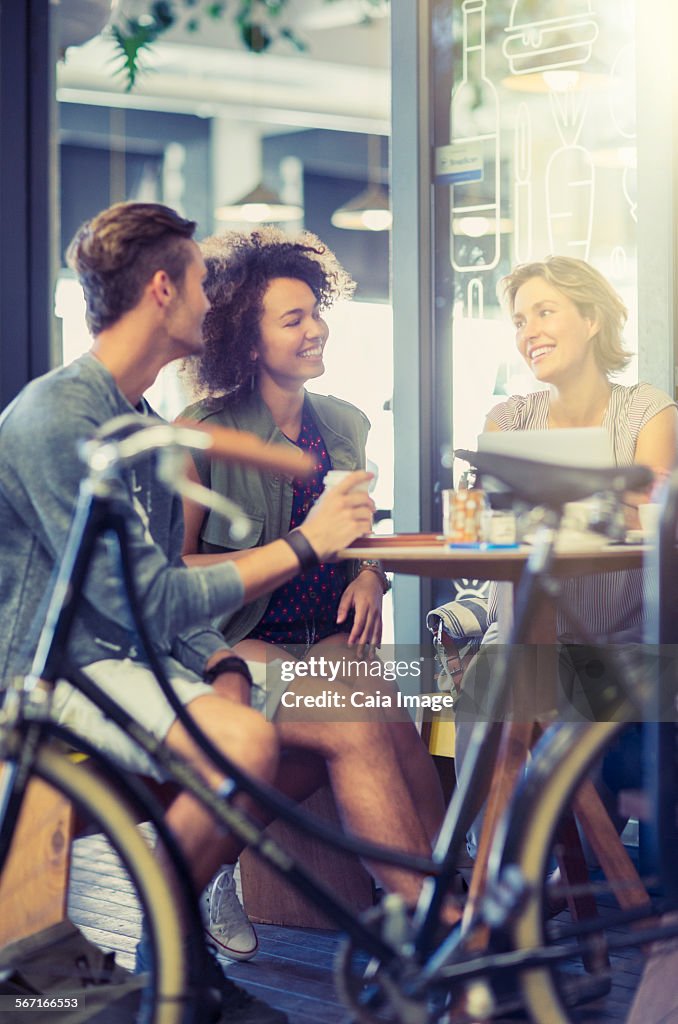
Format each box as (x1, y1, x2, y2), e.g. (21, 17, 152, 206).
(513, 103, 533, 263)
(450, 0, 501, 273)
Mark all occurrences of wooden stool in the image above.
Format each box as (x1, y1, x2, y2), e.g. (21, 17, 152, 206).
(239, 784, 374, 929)
(0, 761, 178, 949)
(0, 773, 73, 946)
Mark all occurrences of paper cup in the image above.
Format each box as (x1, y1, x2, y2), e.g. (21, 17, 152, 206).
(322, 470, 372, 533)
(323, 470, 371, 493)
(638, 503, 661, 535)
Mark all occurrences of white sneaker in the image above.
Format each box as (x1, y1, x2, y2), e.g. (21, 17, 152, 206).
(202, 864, 259, 962)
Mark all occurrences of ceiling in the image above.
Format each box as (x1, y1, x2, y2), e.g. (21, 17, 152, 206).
(56, 0, 391, 134)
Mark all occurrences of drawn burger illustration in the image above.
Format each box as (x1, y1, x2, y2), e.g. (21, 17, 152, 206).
(503, 0, 599, 76)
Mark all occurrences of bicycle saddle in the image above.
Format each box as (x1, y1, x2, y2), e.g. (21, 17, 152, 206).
(455, 449, 652, 509)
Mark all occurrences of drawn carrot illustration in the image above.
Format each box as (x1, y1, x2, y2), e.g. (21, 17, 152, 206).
(545, 87, 595, 260)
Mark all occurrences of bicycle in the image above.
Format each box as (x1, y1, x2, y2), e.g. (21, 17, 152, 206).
(1, 419, 677, 1024)
(0, 415, 439, 1024)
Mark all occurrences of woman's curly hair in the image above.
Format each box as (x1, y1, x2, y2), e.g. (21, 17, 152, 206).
(187, 226, 355, 399)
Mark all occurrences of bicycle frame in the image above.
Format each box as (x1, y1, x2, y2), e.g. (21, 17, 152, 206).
(5, 464, 442, 969)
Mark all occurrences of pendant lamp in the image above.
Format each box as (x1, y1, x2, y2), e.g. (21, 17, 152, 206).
(331, 135, 392, 231)
(215, 183, 303, 224)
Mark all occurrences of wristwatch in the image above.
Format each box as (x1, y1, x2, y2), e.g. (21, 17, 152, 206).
(358, 558, 391, 594)
(203, 656, 253, 687)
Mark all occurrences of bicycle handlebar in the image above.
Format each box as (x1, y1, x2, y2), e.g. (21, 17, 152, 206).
(81, 415, 314, 479)
(175, 419, 313, 478)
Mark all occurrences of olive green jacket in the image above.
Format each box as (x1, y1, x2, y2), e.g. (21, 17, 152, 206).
(181, 389, 370, 644)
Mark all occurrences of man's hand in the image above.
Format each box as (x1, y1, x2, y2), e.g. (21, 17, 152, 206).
(228, 471, 373, 604)
(297, 470, 374, 561)
(336, 570, 384, 655)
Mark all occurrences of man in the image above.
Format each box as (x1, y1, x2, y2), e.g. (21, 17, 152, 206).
(0, 202, 438, 1022)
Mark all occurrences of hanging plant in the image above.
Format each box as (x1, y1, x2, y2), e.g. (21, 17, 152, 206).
(111, 0, 387, 92)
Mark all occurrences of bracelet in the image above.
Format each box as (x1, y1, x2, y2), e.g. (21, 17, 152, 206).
(203, 656, 253, 687)
(282, 529, 320, 571)
(358, 558, 391, 594)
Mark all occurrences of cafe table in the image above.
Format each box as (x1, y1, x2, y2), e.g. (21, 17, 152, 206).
(343, 533, 644, 583)
(340, 535, 650, 933)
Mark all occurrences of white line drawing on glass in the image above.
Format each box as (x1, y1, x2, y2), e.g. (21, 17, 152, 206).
(623, 164, 638, 223)
(545, 85, 594, 260)
(608, 0, 637, 231)
(609, 43, 636, 140)
(550, 86, 588, 148)
(467, 277, 484, 318)
(453, 275, 510, 451)
(450, 0, 501, 273)
(610, 246, 627, 280)
(503, 1, 599, 77)
(513, 103, 532, 263)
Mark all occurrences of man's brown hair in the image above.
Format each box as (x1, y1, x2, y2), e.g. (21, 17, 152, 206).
(66, 201, 197, 334)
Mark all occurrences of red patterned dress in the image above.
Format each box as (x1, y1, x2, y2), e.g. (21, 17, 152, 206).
(248, 402, 348, 649)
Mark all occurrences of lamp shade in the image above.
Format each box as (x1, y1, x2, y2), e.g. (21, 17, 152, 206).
(330, 182, 392, 232)
(215, 184, 303, 223)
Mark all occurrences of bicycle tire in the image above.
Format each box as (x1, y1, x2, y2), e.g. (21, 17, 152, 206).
(0, 744, 189, 1024)
(500, 721, 673, 1024)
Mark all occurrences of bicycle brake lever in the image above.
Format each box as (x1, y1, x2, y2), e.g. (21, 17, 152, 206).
(156, 450, 251, 542)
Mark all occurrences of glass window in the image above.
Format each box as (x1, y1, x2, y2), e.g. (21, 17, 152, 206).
(432, 0, 638, 459)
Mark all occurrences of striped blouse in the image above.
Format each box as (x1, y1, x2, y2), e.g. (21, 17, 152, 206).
(486, 382, 675, 639)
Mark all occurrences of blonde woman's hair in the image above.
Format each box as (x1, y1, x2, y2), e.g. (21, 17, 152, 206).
(500, 256, 631, 375)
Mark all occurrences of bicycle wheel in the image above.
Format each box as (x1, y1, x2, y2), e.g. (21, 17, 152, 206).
(501, 721, 678, 1024)
(0, 743, 189, 1024)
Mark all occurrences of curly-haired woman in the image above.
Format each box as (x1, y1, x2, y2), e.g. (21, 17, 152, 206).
(181, 226, 387, 653)
(179, 227, 447, 960)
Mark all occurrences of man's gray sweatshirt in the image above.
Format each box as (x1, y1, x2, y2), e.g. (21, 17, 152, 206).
(0, 353, 243, 681)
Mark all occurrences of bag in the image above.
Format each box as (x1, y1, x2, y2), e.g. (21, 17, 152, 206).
(426, 594, 489, 693)
(0, 920, 142, 1023)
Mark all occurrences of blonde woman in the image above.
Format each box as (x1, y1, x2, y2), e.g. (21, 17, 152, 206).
(456, 256, 678, 860)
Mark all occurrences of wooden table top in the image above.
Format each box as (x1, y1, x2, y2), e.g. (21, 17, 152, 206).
(340, 536, 646, 583)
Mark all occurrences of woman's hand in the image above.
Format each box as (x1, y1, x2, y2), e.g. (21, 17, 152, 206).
(336, 570, 384, 655)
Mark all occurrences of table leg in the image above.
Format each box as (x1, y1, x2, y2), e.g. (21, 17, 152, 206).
(573, 778, 650, 910)
(554, 812, 610, 974)
(461, 720, 534, 941)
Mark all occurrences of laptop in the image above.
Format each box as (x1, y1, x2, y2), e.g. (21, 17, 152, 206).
(477, 427, 614, 468)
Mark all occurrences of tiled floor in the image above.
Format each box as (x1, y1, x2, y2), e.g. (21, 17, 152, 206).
(65, 832, 648, 1023)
